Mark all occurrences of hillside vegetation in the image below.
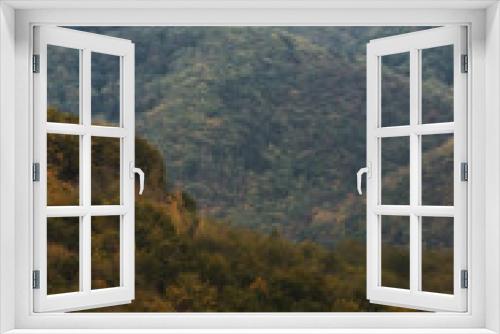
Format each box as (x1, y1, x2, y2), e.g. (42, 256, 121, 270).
(54, 27, 452, 245)
(46, 27, 455, 311)
(48, 109, 381, 311)
(47, 108, 452, 312)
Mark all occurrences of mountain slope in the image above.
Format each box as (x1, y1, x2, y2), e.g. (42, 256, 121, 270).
(46, 110, 391, 311)
(61, 27, 453, 246)
(47, 108, 453, 311)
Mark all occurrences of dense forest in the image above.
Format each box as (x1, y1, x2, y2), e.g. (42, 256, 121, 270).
(46, 27, 455, 312)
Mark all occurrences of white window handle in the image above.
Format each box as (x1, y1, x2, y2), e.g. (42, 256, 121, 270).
(130, 162, 145, 195)
(357, 166, 369, 195)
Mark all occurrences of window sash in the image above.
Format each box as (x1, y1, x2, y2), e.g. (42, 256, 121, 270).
(32, 26, 136, 312)
(366, 26, 468, 312)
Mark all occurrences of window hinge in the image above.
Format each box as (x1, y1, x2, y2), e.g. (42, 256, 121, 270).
(32, 270, 40, 289)
(32, 163, 40, 182)
(32, 55, 40, 73)
(461, 162, 468, 182)
(461, 54, 468, 73)
(461, 269, 468, 289)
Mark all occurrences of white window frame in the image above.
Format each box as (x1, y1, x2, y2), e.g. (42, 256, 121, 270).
(0, 1, 499, 333)
(366, 26, 468, 312)
(32, 26, 136, 312)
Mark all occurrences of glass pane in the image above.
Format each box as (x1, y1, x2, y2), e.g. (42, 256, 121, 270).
(91, 137, 121, 205)
(422, 217, 454, 294)
(47, 217, 80, 294)
(421, 134, 454, 206)
(381, 136, 410, 205)
(47, 134, 79, 206)
(47, 45, 80, 123)
(92, 52, 120, 126)
(381, 52, 410, 127)
(91, 216, 120, 289)
(381, 215, 410, 289)
(421, 45, 454, 124)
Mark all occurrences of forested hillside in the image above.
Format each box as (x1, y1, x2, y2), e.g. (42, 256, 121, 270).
(47, 107, 452, 311)
(47, 27, 455, 311)
(64, 27, 450, 246)
(47, 109, 383, 311)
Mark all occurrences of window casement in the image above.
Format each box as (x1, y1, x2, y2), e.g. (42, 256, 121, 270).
(32, 26, 140, 312)
(362, 26, 468, 312)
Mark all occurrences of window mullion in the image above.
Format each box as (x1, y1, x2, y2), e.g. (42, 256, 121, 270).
(81, 48, 92, 293)
(409, 48, 421, 293)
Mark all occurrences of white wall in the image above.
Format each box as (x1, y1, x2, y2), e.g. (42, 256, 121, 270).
(0, 2, 16, 333)
(485, 2, 500, 333)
